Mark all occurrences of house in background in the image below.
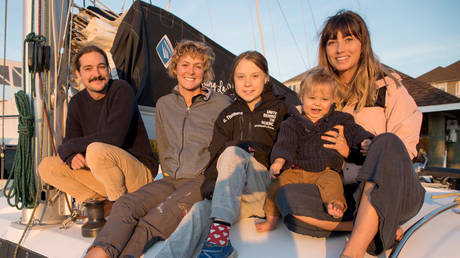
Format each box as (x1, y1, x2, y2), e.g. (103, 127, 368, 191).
(417, 60, 460, 98)
(0, 59, 22, 181)
(284, 65, 460, 168)
(0, 59, 22, 146)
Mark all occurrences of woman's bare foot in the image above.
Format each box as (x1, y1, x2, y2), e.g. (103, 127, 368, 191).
(84, 246, 109, 258)
(340, 242, 364, 258)
(255, 215, 279, 232)
(395, 227, 403, 241)
(327, 202, 345, 219)
(340, 227, 404, 258)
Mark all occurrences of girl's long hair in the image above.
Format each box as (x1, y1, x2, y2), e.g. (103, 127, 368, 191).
(318, 10, 388, 111)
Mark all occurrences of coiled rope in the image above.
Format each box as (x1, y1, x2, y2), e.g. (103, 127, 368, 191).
(3, 91, 35, 209)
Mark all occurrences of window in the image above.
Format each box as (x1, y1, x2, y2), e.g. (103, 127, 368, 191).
(0, 63, 23, 101)
(434, 82, 446, 92)
(456, 82, 460, 97)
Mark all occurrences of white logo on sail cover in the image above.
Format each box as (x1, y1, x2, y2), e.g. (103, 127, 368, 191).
(156, 35, 174, 68)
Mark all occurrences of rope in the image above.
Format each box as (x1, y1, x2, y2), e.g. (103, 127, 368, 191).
(13, 186, 40, 258)
(5, 14, 43, 210)
(3, 91, 36, 209)
(255, 0, 266, 57)
(10, 2, 40, 257)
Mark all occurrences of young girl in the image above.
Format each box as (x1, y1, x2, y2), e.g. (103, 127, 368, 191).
(156, 51, 289, 258)
(275, 10, 425, 257)
(256, 67, 373, 232)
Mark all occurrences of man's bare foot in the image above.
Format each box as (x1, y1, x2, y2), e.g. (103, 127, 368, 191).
(85, 246, 109, 258)
(327, 202, 345, 219)
(255, 215, 279, 232)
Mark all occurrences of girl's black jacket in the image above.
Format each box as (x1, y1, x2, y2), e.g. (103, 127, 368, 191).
(200, 84, 289, 199)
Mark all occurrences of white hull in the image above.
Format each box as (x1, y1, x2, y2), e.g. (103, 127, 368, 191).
(1, 186, 459, 258)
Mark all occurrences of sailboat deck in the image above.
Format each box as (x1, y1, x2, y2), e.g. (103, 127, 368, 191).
(1, 186, 459, 258)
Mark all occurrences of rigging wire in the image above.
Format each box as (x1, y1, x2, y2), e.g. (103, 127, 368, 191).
(93, 0, 119, 19)
(266, 0, 281, 76)
(300, 0, 311, 68)
(247, 0, 257, 50)
(205, 0, 215, 39)
(355, 0, 362, 13)
(306, 0, 317, 33)
(275, 0, 307, 68)
(1, 0, 8, 181)
(121, 0, 127, 13)
(66, 0, 73, 108)
(255, 0, 266, 57)
(56, 0, 73, 82)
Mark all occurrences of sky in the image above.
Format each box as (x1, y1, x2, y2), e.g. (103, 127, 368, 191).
(1, 0, 460, 83)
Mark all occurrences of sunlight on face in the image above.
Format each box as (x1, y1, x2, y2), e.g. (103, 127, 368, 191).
(326, 31, 362, 83)
(233, 58, 269, 111)
(76, 51, 109, 100)
(176, 54, 205, 93)
(302, 83, 334, 123)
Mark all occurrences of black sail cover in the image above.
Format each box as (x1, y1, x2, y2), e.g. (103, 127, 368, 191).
(111, 1, 300, 107)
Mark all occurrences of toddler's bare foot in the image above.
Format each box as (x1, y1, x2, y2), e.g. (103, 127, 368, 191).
(255, 215, 279, 232)
(327, 202, 345, 219)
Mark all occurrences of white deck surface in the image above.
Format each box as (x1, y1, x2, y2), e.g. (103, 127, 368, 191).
(1, 187, 459, 258)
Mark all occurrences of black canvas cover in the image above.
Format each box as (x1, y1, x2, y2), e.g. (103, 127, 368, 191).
(111, 1, 300, 107)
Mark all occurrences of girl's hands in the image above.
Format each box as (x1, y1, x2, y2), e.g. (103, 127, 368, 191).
(270, 158, 285, 179)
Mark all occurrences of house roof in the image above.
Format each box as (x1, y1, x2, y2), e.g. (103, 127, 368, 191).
(446, 60, 460, 74)
(283, 64, 460, 108)
(284, 71, 306, 85)
(394, 67, 460, 107)
(416, 60, 460, 83)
